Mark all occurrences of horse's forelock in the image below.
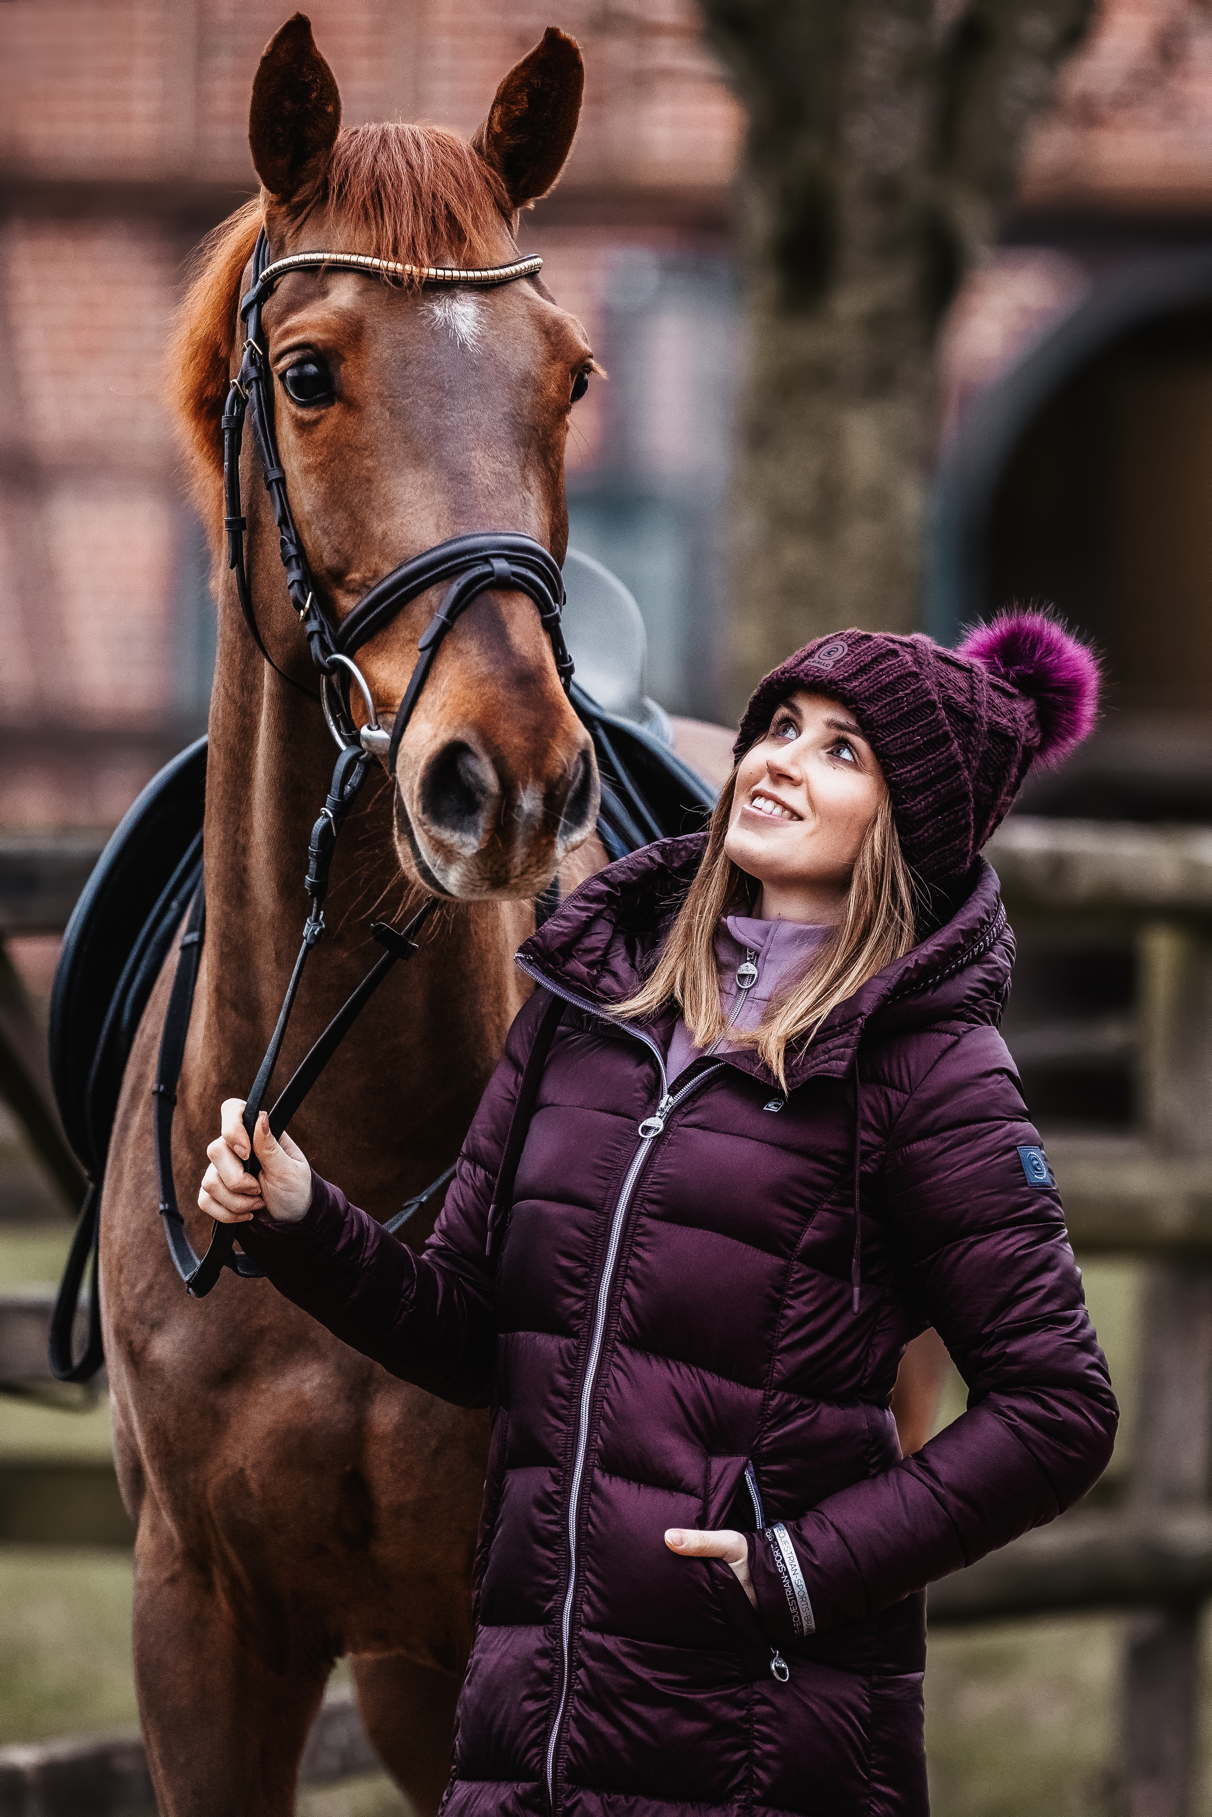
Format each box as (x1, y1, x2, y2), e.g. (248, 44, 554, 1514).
(167, 123, 514, 501)
(323, 122, 514, 272)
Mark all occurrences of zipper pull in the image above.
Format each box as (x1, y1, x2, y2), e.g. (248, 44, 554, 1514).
(769, 1648, 790, 1682)
(638, 1091, 673, 1138)
(735, 946, 759, 991)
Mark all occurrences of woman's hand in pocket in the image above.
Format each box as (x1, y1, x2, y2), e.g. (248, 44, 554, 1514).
(199, 1100, 313, 1225)
(664, 1526, 757, 1609)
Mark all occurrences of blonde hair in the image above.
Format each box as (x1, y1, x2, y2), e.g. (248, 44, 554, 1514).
(610, 764, 928, 1093)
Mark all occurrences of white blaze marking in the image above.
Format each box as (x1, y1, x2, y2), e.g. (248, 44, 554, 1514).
(425, 292, 485, 351)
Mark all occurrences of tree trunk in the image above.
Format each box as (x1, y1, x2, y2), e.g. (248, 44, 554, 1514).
(697, 0, 1097, 702)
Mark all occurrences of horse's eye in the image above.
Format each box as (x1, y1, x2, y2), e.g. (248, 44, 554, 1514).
(570, 367, 591, 405)
(280, 356, 334, 407)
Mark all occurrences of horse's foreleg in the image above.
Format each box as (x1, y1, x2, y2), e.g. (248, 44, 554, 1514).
(132, 1506, 332, 1817)
(349, 1651, 462, 1815)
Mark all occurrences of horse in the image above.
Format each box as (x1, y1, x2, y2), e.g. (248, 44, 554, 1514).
(98, 16, 942, 1813)
(104, 17, 609, 1813)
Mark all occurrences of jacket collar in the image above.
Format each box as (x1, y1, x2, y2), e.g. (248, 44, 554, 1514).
(514, 829, 1011, 1094)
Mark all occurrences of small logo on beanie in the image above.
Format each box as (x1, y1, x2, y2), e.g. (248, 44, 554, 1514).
(808, 638, 850, 670)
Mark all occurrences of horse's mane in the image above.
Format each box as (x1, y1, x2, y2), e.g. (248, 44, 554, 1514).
(168, 122, 513, 500)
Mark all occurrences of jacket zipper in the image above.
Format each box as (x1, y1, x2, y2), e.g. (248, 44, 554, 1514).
(514, 950, 760, 1814)
(743, 1463, 791, 1682)
(544, 1060, 725, 1810)
(746, 1463, 817, 1646)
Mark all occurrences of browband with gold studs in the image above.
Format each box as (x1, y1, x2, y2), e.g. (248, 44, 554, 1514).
(253, 248, 544, 295)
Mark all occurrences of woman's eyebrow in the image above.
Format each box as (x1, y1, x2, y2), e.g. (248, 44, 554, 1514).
(824, 714, 868, 743)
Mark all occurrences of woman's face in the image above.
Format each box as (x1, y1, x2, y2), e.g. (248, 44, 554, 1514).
(723, 688, 886, 922)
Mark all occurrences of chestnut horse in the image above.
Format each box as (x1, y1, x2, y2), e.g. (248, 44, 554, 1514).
(99, 16, 944, 1815)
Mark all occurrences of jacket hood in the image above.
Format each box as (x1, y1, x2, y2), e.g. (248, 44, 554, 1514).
(515, 829, 1013, 1096)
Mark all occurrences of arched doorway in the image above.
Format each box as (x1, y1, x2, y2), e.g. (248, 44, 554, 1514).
(931, 252, 1212, 822)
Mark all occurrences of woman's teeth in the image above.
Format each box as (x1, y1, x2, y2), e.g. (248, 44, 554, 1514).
(749, 792, 798, 821)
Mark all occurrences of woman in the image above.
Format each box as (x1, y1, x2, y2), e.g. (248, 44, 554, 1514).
(201, 608, 1119, 1817)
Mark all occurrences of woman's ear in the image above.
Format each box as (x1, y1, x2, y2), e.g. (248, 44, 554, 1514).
(249, 13, 341, 204)
(472, 27, 584, 211)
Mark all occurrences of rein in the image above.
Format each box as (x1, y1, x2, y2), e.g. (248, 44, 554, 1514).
(158, 226, 575, 1299)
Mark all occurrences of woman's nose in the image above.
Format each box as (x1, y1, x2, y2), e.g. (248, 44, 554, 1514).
(766, 747, 802, 785)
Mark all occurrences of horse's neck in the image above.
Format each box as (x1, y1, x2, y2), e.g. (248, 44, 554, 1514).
(185, 615, 531, 1202)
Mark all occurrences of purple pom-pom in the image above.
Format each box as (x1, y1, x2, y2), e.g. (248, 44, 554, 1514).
(955, 606, 1102, 771)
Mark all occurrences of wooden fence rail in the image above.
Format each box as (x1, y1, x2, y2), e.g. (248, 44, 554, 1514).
(0, 1686, 378, 1817)
(1, 814, 1211, 1815)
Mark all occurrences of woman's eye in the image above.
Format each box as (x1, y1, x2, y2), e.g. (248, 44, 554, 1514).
(280, 356, 335, 407)
(570, 367, 591, 404)
(830, 738, 857, 764)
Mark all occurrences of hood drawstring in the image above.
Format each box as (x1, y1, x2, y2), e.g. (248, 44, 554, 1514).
(849, 1043, 863, 1316)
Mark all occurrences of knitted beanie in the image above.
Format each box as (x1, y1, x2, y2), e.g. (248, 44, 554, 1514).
(731, 608, 1103, 887)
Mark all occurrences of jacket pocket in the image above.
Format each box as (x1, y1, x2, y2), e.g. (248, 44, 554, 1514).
(701, 1451, 756, 1532)
(699, 1454, 791, 1681)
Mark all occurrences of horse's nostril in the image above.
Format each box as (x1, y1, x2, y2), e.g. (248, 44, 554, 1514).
(418, 739, 497, 844)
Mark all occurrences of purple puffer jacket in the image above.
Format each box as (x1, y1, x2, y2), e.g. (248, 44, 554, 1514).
(239, 829, 1119, 1817)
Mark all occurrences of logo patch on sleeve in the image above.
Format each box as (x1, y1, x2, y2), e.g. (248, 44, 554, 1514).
(1017, 1144, 1056, 1188)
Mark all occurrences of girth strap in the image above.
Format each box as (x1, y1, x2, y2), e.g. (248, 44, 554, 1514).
(47, 1181, 104, 1383)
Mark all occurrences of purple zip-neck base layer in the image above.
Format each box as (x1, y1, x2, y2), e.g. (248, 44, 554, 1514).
(664, 913, 833, 1081)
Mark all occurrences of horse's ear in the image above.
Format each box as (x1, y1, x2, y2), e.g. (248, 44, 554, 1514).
(249, 14, 341, 203)
(472, 26, 584, 210)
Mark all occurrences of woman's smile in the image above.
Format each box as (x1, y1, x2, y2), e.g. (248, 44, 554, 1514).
(741, 788, 805, 824)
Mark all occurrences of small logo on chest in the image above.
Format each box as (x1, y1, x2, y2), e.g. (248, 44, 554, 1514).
(1017, 1144, 1055, 1188)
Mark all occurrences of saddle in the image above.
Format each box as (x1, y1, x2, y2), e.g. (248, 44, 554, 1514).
(47, 551, 717, 1370)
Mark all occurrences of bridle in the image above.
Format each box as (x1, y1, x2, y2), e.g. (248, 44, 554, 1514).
(222, 227, 573, 754)
(156, 225, 582, 1299)
(47, 217, 717, 1383)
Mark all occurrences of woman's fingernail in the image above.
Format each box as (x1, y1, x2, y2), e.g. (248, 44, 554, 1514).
(666, 1530, 682, 1546)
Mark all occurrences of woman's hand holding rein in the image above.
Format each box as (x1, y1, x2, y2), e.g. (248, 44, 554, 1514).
(199, 1099, 313, 1225)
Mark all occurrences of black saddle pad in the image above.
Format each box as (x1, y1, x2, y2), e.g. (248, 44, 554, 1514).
(48, 736, 207, 1179)
(572, 681, 715, 859)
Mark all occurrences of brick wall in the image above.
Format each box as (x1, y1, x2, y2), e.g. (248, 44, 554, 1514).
(0, 0, 742, 826)
(0, 0, 742, 187)
(2, 0, 1210, 826)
